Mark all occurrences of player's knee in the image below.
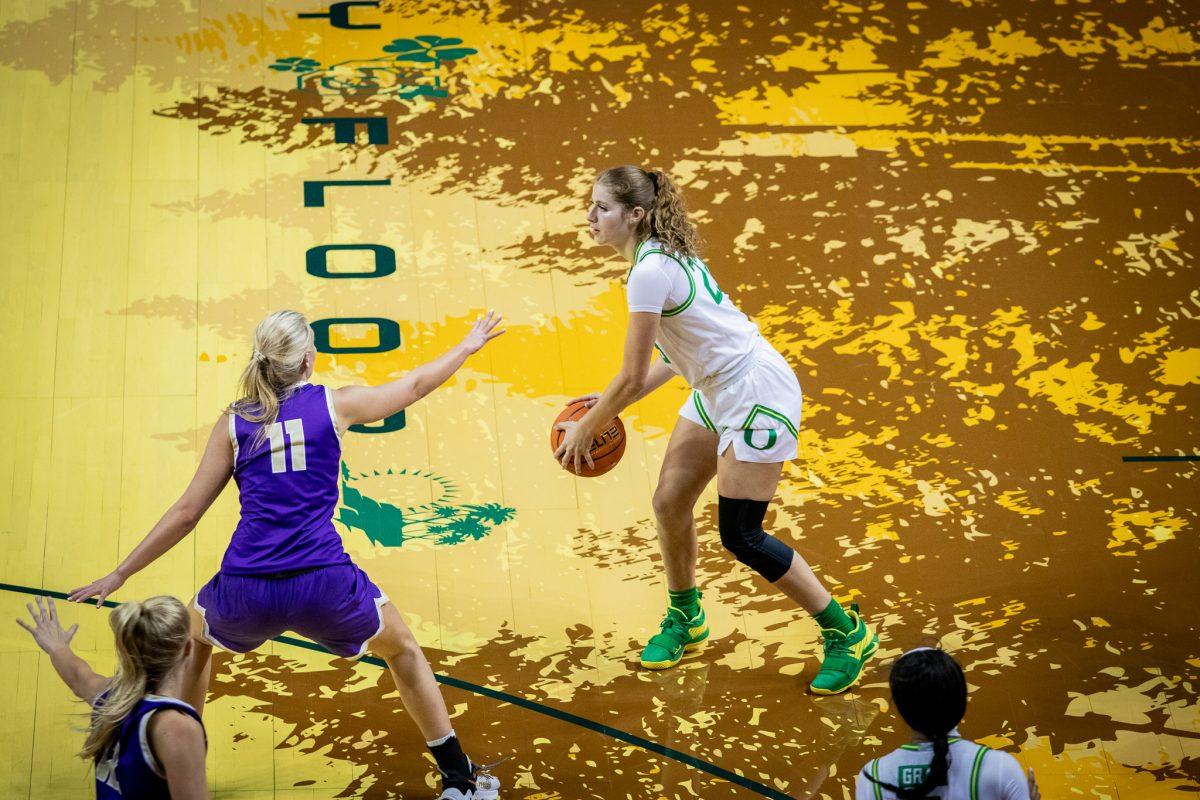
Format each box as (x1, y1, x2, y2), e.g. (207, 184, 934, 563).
(717, 495, 793, 582)
(375, 635, 416, 664)
(371, 621, 420, 663)
(652, 483, 694, 525)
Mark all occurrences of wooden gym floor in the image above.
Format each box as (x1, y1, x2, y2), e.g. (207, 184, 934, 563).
(0, 1, 1197, 797)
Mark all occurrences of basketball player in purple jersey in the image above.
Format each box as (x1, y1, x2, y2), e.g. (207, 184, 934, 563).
(18, 595, 209, 799)
(71, 309, 505, 800)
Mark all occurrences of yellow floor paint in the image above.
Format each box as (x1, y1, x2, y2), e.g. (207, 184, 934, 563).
(1, 0, 1198, 797)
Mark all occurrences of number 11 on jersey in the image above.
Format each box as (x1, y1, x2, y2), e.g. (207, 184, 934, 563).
(267, 419, 307, 473)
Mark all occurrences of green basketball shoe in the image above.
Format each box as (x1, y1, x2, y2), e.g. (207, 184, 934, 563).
(809, 603, 878, 695)
(640, 604, 709, 670)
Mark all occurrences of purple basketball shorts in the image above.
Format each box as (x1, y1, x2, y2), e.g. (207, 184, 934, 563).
(195, 563, 388, 659)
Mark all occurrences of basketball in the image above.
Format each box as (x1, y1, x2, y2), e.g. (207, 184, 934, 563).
(550, 401, 626, 477)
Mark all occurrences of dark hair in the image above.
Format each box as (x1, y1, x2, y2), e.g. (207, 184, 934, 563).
(595, 165, 701, 261)
(864, 649, 967, 798)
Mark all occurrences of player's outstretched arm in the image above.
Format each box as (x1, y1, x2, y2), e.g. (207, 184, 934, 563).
(69, 415, 235, 606)
(16, 597, 109, 702)
(334, 311, 505, 428)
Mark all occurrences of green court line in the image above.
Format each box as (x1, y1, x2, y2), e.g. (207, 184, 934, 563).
(1, 581, 794, 800)
(1122, 455, 1199, 462)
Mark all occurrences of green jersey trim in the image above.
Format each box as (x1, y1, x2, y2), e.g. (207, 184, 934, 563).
(692, 391, 717, 431)
(634, 248, 696, 316)
(969, 745, 989, 800)
(899, 737, 962, 751)
(739, 404, 799, 438)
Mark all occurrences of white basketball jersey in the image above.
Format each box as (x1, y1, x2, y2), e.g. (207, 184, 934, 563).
(625, 238, 761, 390)
(855, 737, 1030, 800)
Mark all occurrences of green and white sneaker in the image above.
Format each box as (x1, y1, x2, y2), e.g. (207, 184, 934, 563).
(640, 604, 709, 670)
(809, 603, 878, 695)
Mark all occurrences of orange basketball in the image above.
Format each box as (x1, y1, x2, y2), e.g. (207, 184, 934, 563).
(549, 401, 626, 477)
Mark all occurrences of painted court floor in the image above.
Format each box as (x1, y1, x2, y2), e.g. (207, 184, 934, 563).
(0, 0, 1198, 797)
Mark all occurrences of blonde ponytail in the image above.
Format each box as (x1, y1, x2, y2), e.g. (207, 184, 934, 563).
(595, 165, 701, 261)
(229, 310, 314, 451)
(81, 597, 191, 762)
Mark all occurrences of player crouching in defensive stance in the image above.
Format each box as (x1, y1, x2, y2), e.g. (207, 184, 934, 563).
(71, 310, 505, 799)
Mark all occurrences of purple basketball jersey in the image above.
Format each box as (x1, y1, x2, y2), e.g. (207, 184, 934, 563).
(222, 383, 351, 575)
(94, 694, 205, 799)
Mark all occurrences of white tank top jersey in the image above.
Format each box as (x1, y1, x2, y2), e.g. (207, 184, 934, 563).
(625, 238, 763, 391)
(856, 735, 1030, 800)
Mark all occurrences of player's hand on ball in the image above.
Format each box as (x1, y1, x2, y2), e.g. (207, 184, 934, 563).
(460, 311, 505, 355)
(551, 401, 626, 477)
(565, 392, 600, 408)
(555, 420, 595, 473)
(17, 596, 79, 653)
(68, 571, 126, 607)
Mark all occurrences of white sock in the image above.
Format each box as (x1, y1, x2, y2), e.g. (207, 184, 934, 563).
(425, 729, 457, 748)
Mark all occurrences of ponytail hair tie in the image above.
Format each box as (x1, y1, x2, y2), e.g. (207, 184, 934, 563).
(252, 350, 266, 363)
(646, 170, 659, 195)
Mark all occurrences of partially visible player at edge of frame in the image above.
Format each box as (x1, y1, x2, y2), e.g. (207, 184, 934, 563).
(17, 595, 209, 799)
(69, 310, 506, 800)
(856, 648, 1039, 800)
(556, 166, 878, 694)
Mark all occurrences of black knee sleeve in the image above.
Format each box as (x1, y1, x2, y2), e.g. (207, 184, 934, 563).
(718, 495, 794, 582)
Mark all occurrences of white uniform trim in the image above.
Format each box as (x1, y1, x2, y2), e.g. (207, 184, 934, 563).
(138, 711, 165, 778)
(347, 589, 391, 661)
(191, 594, 239, 653)
(227, 412, 239, 462)
(137, 696, 202, 779)
(323, 385, 343, 440)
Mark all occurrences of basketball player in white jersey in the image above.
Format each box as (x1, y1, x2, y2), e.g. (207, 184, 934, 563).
(555, 165, 877, 694)
(857, 648, 1039, 799)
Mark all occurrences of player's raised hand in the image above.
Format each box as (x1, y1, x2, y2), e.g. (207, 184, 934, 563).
(16, 596, 79, 653)
(68, 571, 126, 607)
(460, 311, 505, 355)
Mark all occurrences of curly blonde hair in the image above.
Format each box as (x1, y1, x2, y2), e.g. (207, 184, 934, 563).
(596, 166, 701, 261)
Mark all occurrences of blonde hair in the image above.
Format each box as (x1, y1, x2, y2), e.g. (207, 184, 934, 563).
(228, 310, 314, 450)
(81, 596, 191, 762)
(596, 166, 701, 261)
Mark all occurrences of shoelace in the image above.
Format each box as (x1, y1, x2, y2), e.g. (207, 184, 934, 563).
(822, 628, 851, 657)
(651, 609, 690, 644)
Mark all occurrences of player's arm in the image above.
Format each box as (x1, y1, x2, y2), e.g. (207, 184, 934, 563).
(149, 710, 210, 799)
(633, 356, 677, 402)
(580, 311, 659, 427)
(69, 414, 235, 606)
(566, 356, 676, 409)
(16, 597, 110, 702)
(334, 312, 505, 429)
(555, 312, 658, 471)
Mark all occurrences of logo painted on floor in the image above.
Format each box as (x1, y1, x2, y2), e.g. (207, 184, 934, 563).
(337, 462, 515, 548)
(271, 36, 478, 97)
